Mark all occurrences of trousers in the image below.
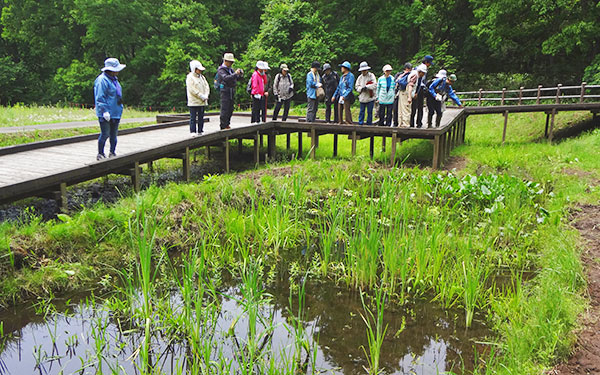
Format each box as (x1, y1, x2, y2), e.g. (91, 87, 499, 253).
(98, 118, 120, 155)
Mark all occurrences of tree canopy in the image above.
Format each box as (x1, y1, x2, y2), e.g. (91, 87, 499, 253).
(0, 0, 598, 106)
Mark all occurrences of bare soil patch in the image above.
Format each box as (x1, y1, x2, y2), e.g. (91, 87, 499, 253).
(555, 204, 600, 374)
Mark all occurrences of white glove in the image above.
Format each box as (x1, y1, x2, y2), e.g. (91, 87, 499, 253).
(253, 94, 262, 99)
(316, 83, 323, 88)
(200, 94, 208, 101)
(435, 94, 443, 102)
(103, 112, 110, 121)
(339, 97, 345, 104)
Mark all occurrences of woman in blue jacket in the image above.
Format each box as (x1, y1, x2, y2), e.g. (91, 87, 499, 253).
(332, 61, 355, 124)
(427, 73, 462, 128)
(94, 58, 126, 160)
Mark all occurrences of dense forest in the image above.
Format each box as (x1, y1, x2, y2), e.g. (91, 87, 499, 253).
(1, 0, 599, 107)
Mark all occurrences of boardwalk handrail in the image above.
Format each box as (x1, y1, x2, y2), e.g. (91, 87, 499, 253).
(455, 83, 600, 106)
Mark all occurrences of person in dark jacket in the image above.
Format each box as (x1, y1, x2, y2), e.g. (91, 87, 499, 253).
(322, 63, 340, 123)
(217, 53, 244, 129)
(410, 55, 434, 128)
(427, 73, 462, 128)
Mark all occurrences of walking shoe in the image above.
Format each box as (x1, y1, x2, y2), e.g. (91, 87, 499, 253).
(190, 132, 197, 137)
(198, 131, 204, 135)
(109, 152, 117, 158)
(97, 153, 106, 161)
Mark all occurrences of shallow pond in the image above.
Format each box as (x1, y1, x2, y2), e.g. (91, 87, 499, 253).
(0, 282, 490, 374)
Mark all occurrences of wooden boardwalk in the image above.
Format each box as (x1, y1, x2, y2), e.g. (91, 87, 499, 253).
(3, 91, 600, 208)
(0, 109, 466, 206)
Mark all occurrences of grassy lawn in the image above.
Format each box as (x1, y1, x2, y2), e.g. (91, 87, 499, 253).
(0, 109, 598, 373)
(0, 121, 156, 147)
(0, 104, 160, 127)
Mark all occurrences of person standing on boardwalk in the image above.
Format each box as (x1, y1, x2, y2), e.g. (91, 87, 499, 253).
(217, 53, 244, 129)
(272, 63, 294, 121)
(322, 63, 340, 124)
(94, 58, 125, 161)
(306, 61, 322, 122)
(427, 73, 462, 128)
(251, 61, 269, 124)
(186, 60, 209, 136)
(393, 62, 412, 127)
(408, 63, 428, 128)
(377, 65, 395, 126)
(355, 61, 377, 125)
(332, 61, 355, 125)
(410, 55, 434, 128)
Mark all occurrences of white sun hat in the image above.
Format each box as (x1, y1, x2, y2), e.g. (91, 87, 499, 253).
(436, 69, 447, 79)
(101, 58, 126, 72)
(358, 61, 371, 71)
(190, 60, 205, 72)
(382, 64, 393, 72)
(416, 64, 428, 73)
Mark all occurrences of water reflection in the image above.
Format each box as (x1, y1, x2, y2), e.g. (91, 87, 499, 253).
(0, 282, 489, 374)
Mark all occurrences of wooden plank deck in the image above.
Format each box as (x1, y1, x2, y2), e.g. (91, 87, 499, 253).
(0, 110, 466, 205)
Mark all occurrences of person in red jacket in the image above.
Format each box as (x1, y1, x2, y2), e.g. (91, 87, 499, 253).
(251, 61, 270, 123)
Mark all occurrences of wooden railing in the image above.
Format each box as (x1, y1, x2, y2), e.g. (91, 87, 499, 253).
(455, 83, 600, 106)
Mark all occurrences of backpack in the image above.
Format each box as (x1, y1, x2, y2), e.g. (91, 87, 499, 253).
(213, 72, 220, 90)
(396, 71, 410, 91)
(246, 76, 252, 95)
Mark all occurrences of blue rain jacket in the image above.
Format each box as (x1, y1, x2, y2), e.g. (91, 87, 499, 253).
(428, 78, 462, 106)
(306, 71, 320, 99)
(94, 73, 123, 119)
(333, 72, 355, 99)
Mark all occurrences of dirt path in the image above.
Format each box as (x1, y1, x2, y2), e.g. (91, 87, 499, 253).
(555, 204, 600, 374)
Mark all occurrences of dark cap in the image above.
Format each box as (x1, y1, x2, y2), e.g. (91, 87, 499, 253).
(423, 55, 434, 65)
(403, 62, 413, 70)
(311, 61, 321, 69)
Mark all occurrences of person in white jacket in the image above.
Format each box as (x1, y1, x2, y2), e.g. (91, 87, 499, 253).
(355, 61, 377, 125)
(186, 60, 210, 135)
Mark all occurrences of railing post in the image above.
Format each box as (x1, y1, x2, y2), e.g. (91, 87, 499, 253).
(518, 87, 524, 105)
(502, 110, 509, 145)
(501, 88, 506, 106)
(478, 88, 483, 106)
(556, 84, 562, 104)
(390, 132, 397, 166)
(536, 85, 542, 104)
(580, 82, 587, 103)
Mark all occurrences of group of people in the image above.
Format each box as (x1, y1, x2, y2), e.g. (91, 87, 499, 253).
(313, 55, 463, 128)
(93, 54, 463, 160)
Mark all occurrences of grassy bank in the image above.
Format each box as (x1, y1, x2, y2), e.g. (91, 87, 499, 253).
(0, 104, 159, 127)
(0, 110, 598, 373)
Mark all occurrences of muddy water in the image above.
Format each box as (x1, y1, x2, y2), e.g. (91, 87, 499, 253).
(0, 282, 490, 374)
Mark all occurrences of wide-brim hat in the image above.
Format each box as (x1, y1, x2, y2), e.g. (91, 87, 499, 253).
(223, 53, 236, 62)
(101, 58, 126, 72)
(257, 61, 270, 70)
(280, 63, 289, 71)
(358, 61, 371, 71)
(436, 69, 447, 79)
(416, 64, 428, 73)
(339, 61, 351, 70)
(382, 64, 393, 72)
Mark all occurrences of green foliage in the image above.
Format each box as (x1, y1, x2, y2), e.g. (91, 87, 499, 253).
(53, 60, 98, 104)
(0, 0, 596, 105)
(0, 56, 27, 104)
(583, 54, 600, 85)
